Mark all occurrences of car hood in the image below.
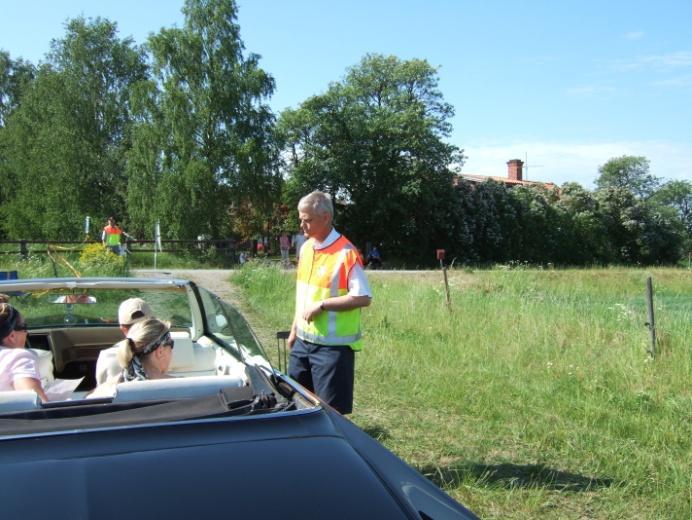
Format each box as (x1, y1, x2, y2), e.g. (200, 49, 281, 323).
(0, 408, 478, 519)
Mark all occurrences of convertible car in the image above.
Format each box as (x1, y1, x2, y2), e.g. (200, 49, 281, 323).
(0, 277, 477, 519)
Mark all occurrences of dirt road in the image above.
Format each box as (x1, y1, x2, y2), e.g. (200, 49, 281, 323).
(133, 268, 241, 305)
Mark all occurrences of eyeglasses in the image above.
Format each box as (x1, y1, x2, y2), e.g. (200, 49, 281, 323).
(13, 322, 28, 332)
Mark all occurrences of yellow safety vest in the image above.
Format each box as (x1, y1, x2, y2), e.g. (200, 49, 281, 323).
(295, 235, 364, 351)
(104, 225, 122, 246)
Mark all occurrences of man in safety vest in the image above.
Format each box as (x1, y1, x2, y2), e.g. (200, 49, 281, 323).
(102, 217, 125, 255)
(287, 191, 372, 414)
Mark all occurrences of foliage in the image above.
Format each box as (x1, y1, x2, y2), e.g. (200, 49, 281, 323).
(234, 266, 692, 519)
(596, 155, 660, 199)
(77, 243, 126, 276)
(278, 54, 464, 261)
(0, 8, 688, 266)
(128, 0, 280, 241)
(0, 51, 35, 128)
(0, 17, 147, 240)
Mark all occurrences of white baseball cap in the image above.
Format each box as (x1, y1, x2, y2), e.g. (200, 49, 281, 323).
(118, 298, 152, 325)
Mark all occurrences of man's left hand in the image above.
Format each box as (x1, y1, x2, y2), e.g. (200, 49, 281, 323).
(302, 301, 324, 323)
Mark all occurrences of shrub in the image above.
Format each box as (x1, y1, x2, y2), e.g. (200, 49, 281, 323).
(78, 243, 126, 276)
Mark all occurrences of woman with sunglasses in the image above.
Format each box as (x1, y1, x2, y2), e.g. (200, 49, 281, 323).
(117, 317, 175, 382)
(0, 303, 49, 401)
(90, 317, 174, 398)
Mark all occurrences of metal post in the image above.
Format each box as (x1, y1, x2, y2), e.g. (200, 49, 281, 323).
(645, 276, 656, 358)
(442, 263, 452, 312)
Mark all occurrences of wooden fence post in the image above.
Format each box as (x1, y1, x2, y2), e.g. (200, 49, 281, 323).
(645, 276, 656, 358)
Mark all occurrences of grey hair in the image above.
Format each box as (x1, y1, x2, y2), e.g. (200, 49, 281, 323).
(116, 317, 170, 368)
(298, 191, 333, 217)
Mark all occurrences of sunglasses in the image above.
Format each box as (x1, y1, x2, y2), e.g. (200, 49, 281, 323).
(160, 332, 174, 349)
(13, 322, 28, 332)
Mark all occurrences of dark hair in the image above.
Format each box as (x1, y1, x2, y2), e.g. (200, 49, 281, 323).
(0, 303, 20, 343)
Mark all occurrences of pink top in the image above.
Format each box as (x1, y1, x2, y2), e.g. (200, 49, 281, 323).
(280, 234, 290, 250)
(0, 348, 41, 391)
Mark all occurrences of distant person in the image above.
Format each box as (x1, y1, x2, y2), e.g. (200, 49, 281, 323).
(366, 246, 382, 269)
(279, 233, 291, 267)
(287, 191, 371, 415)
(0, 303, 49, 401)
(292, 231, 307, 263)
(102, 216, 130, 255)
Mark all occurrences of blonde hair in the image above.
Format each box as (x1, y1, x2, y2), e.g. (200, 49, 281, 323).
(116, 317, 170, 368)
(0, 302, 12, 320)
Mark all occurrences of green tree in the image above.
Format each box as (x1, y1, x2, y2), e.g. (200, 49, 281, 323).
(136, 0, 279, 241)
(555, 182, 609, 264)
(0, 52, 34, 238)
(595, 187, 682, 264)
(278, 54, 463, 260)
(649, 179, 692, 256)
(0, 18, 147, 239)
(0, 51, 34, 128)
(595, 155, 660, 199)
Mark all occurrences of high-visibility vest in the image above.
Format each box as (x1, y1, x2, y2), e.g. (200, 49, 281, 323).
(295, 235, 364, 351)
(103, 225, 122, 246)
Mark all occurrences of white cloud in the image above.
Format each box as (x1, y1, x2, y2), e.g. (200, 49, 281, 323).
(622, 51, 692, 70)
(565, 85, 616, 96)
(623, 31, 645, 40)
(460, 140, 692, 189)
(651, 74, 692, 88)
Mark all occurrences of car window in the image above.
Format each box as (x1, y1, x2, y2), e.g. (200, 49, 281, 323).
(196, 286, 270, 367)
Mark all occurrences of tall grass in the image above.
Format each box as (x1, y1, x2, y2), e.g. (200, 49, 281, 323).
(233, 265, 691, 519)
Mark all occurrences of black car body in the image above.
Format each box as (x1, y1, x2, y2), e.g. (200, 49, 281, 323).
(0, 278, 477, 519)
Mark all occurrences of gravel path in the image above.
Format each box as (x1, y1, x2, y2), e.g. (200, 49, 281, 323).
(133, 268, 241, 305)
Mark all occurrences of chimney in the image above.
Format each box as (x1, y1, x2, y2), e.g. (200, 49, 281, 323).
(507, 159, 524, 181)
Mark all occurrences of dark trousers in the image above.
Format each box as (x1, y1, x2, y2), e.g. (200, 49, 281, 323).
(288, 337, 355, 415)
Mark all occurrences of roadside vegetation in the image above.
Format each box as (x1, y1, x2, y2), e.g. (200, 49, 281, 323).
(1, 1, 689, 267)
(233, 264, 691, 519)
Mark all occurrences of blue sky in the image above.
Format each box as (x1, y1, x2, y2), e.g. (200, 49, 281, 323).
(2, 0, 691, 187)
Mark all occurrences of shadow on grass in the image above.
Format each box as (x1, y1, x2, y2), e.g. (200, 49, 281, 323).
(419, 462, 615, 492)
(361, 424, 391, 442)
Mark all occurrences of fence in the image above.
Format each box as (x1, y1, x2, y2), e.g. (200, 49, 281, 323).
(0, 239, 238, 258)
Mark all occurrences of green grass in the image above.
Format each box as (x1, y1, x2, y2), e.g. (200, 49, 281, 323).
(232, 265, 692, 519)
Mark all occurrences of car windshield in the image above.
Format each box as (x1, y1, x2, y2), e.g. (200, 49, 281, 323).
(8, 287, 192, 330)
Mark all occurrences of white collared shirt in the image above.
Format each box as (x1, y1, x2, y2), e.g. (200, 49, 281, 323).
(311, 228, 372, 298)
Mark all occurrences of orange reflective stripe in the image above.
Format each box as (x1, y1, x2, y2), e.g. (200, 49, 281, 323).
(295, 235, 363, 350)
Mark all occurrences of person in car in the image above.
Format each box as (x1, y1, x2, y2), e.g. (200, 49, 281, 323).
(118, 297, 152, 336)
(118, 318, 175, 382)
(89, 318, 174, 398)
(0, 303, 49, 401)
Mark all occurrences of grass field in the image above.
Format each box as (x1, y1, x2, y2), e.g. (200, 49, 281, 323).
(232, 266, 691, 519)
